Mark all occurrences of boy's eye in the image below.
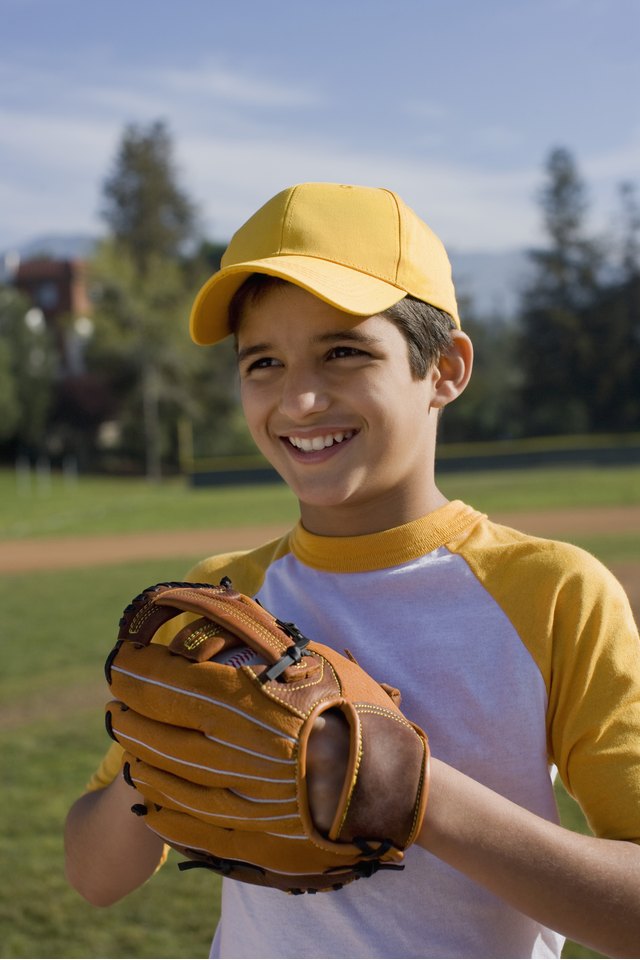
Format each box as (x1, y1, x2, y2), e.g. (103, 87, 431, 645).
(246, 356, 280, 372)
(327, 345, 367, 360)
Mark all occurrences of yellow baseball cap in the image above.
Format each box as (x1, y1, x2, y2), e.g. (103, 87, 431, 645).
(190, 182, 460, 344)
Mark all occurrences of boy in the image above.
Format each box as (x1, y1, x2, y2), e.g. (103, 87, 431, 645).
(65, 182, 640, 958)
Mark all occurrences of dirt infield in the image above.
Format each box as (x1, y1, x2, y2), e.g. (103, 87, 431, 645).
(2, 504, 639, 571)
(0, 523, 290, 573)
(2, 505, 638, 618)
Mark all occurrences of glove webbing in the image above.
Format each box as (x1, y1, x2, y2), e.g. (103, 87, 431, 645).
(176, 848, 404, 894)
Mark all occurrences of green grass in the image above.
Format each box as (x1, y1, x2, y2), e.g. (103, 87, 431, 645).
(1, 471, 298, 539)
(439, 464, 640, 513)
(0, 711, 219, 959)
(1, 463, 639, 539)
(0, 557, 222, 959)
(0, 558, 198, 706)
(1, 465, 638, 957)
(569, 533, 640, 564)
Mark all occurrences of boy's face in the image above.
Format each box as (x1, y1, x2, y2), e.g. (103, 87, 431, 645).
(236, 284, 446, 536)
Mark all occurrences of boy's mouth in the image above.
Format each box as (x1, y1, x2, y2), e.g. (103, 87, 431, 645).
(285, 430, 356, 453)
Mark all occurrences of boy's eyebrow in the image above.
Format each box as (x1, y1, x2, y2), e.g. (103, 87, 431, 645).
(237, 329, 382, 364)
(237, 342, 271, 364)
(314, 329, 383, 347)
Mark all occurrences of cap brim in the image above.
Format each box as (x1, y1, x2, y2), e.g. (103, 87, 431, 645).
(189, 256, 408, 345)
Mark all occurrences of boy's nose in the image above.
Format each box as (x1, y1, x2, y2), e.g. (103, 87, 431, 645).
(278, 371, 330, 419)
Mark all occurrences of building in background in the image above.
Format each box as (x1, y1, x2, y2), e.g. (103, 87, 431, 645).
(11, 256, 93, 375)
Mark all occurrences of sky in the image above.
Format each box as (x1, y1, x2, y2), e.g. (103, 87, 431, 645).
(1, 0, 639, 256)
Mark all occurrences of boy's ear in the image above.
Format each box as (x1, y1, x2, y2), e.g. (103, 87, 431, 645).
(430, 331, 473, 409)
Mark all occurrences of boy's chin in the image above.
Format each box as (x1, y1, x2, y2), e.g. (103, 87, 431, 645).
(290, 473, 367, 508)
(297, 488, 382, 533)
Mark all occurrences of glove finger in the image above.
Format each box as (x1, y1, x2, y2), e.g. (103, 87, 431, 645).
(143, 805, 361, 879)
(107, 702, 298, 791)
(124, 755, 301, 832)
(151, 584, 294, 662)
(108, 643, 303, 742)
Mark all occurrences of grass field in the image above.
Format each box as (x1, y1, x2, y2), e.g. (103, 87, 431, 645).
(2, 465, 638, 958)
(2, 462, 639, 540)
(1, 556, 221, 960)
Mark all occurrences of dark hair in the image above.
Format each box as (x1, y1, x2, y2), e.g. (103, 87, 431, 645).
(382, 296, 456, 378)
(228, 273, 456, 379)
(228, 273, 289, 337)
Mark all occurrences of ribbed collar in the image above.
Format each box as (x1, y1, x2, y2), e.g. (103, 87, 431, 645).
(288, 500, 482, 573)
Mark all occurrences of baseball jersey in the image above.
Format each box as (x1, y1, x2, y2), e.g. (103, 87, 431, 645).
(89, 499, 640, 959)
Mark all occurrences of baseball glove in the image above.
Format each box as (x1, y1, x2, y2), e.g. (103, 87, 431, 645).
(105, 579, 430, 894)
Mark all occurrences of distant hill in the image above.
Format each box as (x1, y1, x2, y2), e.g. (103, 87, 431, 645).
(8, 233, 99, 261)
(3, 234, 533, 321)
(0, 234, 100, 283)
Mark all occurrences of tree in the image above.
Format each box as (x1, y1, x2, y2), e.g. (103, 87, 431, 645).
(517, 148, 603, 435)
(517, 151, 640, 437)
(96, 120, 201, 478)
(0, 286, 57, 455)
(618, 181, 640, 279)
(587, 181, 640, 432)
(0, 317, 20, 444)
(96, 121, 256, 476)
(88, 240, 243, 475)
(102, 120, 197, 275)
(438, 296, 520, 444)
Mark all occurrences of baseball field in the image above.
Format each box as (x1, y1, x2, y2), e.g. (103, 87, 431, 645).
(1, 464, 638, 959)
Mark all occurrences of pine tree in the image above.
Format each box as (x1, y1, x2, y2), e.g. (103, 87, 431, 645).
(589, 182, 640, 432)
(95, 121, 200, 478)
(518, 148, 603, 436)
(102, 120, 197, 275)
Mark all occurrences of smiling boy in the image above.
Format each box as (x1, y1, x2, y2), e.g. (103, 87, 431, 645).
(234, 281, 466, 535)
(65, 182, 640, 958)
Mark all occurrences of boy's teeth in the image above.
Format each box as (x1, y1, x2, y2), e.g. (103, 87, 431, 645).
(289, 431, 352, 452)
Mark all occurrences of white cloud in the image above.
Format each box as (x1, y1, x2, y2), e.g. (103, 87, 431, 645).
(0, 109, 117, 173)
(179, 130, 543, 251)
(0, 108, 118, 244)
(161, 62, 319, 108)
(0, 95, 545, 252)
(582, 135, 640, 183)
(0, 46, 636, 254)
(0, 175, 102, 248)
(66, 61, 319, 131)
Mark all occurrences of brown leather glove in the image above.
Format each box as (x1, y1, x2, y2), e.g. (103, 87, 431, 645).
(105, 580, 430, 894)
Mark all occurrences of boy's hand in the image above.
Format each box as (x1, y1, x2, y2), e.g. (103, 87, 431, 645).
(105, 580, 430, 894)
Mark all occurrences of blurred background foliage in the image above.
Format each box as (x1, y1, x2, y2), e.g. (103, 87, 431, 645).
(0, 122, 638, 478)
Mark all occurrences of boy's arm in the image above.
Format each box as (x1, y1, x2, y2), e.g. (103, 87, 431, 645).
(64, 773, 166, 906)
(63, 576, 210, 906)
(418, 758, 640, 959)
(305, 723, 640, 957)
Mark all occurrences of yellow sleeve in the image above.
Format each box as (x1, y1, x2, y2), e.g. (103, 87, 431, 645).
(85, 740, 126, 792)
(454, 518, 640, 843)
